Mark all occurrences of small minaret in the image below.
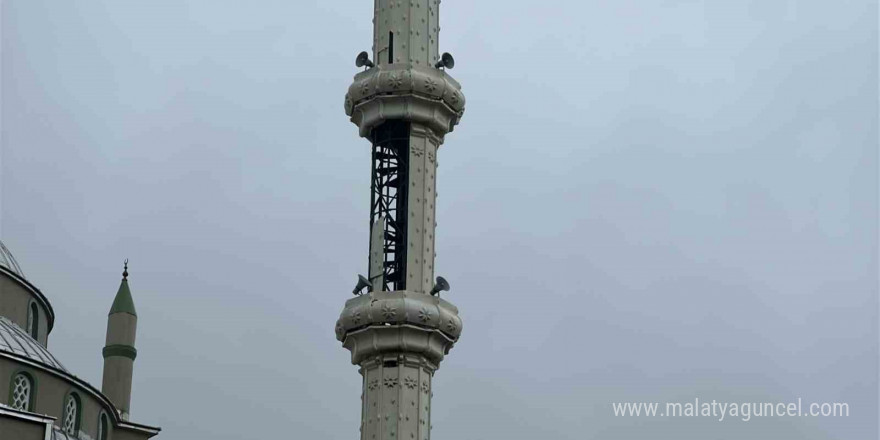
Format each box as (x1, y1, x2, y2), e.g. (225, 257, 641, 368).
(102, 259, 137, 420)
(337, 1, 466, 439)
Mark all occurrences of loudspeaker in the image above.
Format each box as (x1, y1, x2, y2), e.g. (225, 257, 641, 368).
(352, 274, 373, 295)
(434, 52, 455, 69)
(356, 51, 374, 68)
(429, 276, 450, 296)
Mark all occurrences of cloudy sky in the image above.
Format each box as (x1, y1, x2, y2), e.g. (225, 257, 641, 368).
(1, 1, 876, 438)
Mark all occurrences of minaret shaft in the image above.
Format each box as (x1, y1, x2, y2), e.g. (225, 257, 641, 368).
(102, 313, 136, 418)
(360, 354, 434, 440)
(373, 0, 441, 67)
(340, 0, 464, 438)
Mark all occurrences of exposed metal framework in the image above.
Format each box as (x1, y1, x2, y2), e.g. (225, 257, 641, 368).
(369, 121, 410, 292)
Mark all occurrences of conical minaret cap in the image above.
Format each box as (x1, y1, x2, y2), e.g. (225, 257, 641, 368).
(109, 259, 137, 316)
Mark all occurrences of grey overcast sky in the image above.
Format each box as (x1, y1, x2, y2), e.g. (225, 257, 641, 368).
(1, 1, 876, 439)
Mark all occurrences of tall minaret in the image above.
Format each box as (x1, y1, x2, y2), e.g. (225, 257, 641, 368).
(102, 260, 138, 420)
(336, 1, 466, 440)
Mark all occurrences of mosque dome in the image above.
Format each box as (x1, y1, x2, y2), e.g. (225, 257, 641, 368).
(0, 316, 67, 372)
(0, 240, 25, 278)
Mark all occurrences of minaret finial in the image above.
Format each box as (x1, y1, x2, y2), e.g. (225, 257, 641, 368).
(123, 258, 129, 279)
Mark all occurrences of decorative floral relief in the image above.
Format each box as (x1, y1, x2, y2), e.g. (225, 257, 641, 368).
(449, 91, 459, 104)
(388, 73, 403, 89)
(412, 147, 424, 158)
(421, 381, 430, 394)
(368, 379, 380, 391)
(445, 318, 456, 333)
(384, 377, 399, 388)
(424, 78, 438, 93)
(418, 307, 432, 323)
(351, 311, 362, 325)
(382, 304, 397, 320)
(427, 152, 435, 163)
(403, 377, 418, 389)
(361, 80, 372, 95)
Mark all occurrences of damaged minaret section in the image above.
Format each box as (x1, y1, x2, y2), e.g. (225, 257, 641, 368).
(335, 1, 466, 440)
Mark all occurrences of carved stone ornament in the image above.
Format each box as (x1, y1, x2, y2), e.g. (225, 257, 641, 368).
(418, 307, 432, 323)
(388, 73, 404, 89)
(382, 304, 397, 320)
(384, 377, 399, 389)
(404, 377, 418, 389)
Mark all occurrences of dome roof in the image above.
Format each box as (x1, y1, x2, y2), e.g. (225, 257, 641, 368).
(0, 316, 67, 372)
(0, 240, 24, 278)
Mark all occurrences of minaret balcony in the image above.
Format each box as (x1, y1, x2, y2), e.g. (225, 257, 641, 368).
(344, 64, 465, 139)
(335, 290, 462, 366)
